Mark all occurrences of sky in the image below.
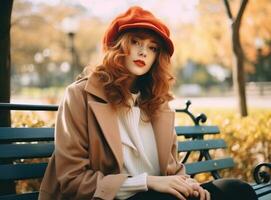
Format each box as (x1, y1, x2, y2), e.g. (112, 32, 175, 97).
(27, 0, 200, 25)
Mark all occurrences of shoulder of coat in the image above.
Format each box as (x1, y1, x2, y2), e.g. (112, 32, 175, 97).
(65, 77, 88, 96)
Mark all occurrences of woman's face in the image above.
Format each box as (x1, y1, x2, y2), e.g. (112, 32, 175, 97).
(124, 36, 159, 77)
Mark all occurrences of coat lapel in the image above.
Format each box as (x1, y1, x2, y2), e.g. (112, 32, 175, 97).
(151, 110, 175, 175)
(88, 100, 123, 171)
(84, 73, 123, 170)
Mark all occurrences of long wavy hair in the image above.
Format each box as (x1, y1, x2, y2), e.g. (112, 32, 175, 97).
(93, 29, 175, 120)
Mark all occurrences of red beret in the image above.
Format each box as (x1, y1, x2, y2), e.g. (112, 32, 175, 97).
(103, 6, 174, 56)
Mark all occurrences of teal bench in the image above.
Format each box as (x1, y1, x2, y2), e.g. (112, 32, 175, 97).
(0, 102, 270, 200)
(175, 101, 271, 200)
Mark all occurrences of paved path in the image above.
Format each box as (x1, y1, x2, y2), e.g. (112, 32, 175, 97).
(170, 95, 271, 109)
(11, 95, 270, 109)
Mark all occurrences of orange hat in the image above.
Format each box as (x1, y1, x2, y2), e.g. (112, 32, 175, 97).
(103, 6, 174, 56)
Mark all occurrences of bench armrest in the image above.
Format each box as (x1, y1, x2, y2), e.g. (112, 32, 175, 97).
(253, 162, 271, 184)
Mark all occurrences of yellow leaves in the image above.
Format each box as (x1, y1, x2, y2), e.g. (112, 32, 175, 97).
(177, 108, 271, 183)
(231, 143, 240, 152)
(11, 111, 45, 128)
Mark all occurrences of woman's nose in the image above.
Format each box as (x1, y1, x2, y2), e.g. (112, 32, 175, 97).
(138, 46, 147, 57)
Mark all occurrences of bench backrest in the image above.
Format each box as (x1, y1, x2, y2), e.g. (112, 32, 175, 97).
(0, 102, 235, 199)
(175, 101, 235, 178)
(0, 103, 57, 200)
(176, 126, 234, 176)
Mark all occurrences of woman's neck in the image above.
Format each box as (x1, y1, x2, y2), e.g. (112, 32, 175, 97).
(129, 77, 139, 94)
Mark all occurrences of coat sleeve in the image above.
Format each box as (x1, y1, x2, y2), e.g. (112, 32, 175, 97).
(170, 129, 187, 175)
(164, 126, 187, 176)
(161, 102, 186, 176)
(54, 83, 127, 199)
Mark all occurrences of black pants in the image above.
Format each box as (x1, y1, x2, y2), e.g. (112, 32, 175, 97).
(127, 178, 258, 200)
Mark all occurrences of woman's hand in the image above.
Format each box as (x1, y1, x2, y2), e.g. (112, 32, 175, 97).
(185, 178, 211, 200)
(147, 175, 194, 200)
(147, 175, 211, 200)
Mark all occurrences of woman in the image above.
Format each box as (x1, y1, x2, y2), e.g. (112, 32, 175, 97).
(39, 6, 257, 200)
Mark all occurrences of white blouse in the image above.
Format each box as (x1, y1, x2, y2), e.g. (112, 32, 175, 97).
(115, 93, 160, 199)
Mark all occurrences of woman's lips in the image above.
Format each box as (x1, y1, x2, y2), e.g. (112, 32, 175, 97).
(133, 60, 146, 67)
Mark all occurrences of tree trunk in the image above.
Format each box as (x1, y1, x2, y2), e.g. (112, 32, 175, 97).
(0, 0, 13, 125)
(232, 22, 248, 116)
(223, 0, 248, 117)
(0, 0, 15, 195)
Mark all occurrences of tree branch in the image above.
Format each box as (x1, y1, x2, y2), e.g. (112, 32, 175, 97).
(223, 0, 233, 20)
(235, 0, 249, 27)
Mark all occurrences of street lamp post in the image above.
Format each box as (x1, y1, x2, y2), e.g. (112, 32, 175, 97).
(61, 17, 80, 82)
(254, 37, 265, 95)
(254, 38, 264, 81)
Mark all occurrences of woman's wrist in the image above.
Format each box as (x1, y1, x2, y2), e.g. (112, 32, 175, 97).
(147, 175, 156, 190)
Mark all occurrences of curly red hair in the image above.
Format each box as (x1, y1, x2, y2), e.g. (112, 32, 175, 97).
(93, 29, 175, 120)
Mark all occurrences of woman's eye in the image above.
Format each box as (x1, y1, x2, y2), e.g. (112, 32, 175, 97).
(131, 39, 140, 45)
(150, 46, 158, 52)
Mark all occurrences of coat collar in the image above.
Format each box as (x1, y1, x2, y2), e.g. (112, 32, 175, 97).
(84, 73, 175, 175)
(84, 72, 108, 103)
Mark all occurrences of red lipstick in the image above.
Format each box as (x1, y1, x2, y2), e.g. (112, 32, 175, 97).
(133, 60, 146, 67)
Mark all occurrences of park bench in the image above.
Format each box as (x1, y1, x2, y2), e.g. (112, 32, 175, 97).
(0, 101, 270, 200)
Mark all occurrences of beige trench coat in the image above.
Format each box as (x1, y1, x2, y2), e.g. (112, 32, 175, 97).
(38, 73, 185, 200)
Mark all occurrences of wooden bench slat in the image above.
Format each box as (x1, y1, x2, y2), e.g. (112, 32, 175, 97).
(184, 158, 235, 175)
(0, 128, 54, 143)
(254, 183, 271, 197)
(0, 163, 47, 180)
(0, 192, 39, 200)
(252, 183, 271, 190)
(258, 193, 271, 200)
(175, 126, 220, 137)
(0, 143, 54, 159)
(0, 103, 58, 111)
(178, 139, 227, 152)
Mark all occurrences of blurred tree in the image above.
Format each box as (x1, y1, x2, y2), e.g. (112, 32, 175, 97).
(174, 0, 253, 116)
(241, 0, 271, 66)
(175, 60, 220, 88)
(251, 47, 271, 81)
(173, 0, 271, 76)
(9, 0, 271, 95)
(0, 0, 16, 195)
(11, 1, 105, 89)
(223, 0, 248, 117)
(11, 2, 70, 87)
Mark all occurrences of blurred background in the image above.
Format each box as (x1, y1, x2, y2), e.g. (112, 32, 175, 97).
(9, 0, 271, 109)
(2, 0, 271, 192)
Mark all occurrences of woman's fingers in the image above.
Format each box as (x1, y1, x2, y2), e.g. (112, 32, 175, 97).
(205, 189, 211, 200)
(199, 187, 205, 200)
(177, 177, 195, 196)
(196, 185, 207, 200)
(193, 190, 199, 197)
(188, 182, 207, 200)
(175, 176, 211, 200)
(147, 175, 211, 200)
(168, 188, 187, 200)
(173, 181, 192, 197)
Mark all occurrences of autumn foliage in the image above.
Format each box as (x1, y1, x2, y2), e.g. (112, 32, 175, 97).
(176, 108, 271, 183)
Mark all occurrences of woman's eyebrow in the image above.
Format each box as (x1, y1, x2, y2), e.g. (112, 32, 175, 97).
(132, 36, 158, 45)
(132, 36, 141, 40)
(150, 40, 158, 45)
